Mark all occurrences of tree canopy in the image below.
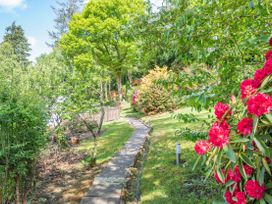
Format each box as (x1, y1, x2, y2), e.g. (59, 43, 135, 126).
(60, 0, 146, 101)
(3, 22, 31, 67)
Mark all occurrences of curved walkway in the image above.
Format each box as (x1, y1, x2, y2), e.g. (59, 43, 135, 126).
(80, 118, 150, 204)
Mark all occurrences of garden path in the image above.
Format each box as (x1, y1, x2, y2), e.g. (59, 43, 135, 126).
(80, 117, 150, 204)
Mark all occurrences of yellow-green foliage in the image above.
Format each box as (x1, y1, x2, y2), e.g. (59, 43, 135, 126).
(135, 67, 176, 115)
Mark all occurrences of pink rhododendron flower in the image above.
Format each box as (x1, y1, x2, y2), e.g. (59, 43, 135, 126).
(245, 180, 265, 200)
(247, 93, 272, 117)
(235, 191, 247, 204)
(194, 140, 211, 155)
(270, 37, 272, 46)
(265, 50, 272, 61)
(240, 79, 257, 99)
(225, 190, 247, 204)
(237, 118, 253, 137)
(208, 121, 230, 148)
(224, 191, 235, 204)
(132, 90, 140, 105)
(253, 68, 268, 87)
(227, 166, 242, 183)
(243, 164, 254, 176)
(264, 58, 272, 75)
(214, 102, 232, 120)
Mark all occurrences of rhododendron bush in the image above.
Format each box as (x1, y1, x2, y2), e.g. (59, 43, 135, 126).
(194, 39, 272, 203)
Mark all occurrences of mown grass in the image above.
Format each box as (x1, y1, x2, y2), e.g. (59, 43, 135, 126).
(76, 119, 134, 164)
(139, 107, 222, 204)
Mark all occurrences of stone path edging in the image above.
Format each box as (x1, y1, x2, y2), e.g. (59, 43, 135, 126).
(80, 118, 150, 204)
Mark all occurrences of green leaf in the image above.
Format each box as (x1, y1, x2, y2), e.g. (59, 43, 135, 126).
(265, 113, 272, 124)
(225, 145, 236, 163)
(230, 138, 250, 143)
(205, 167, 214, 180)
(259, 198, 266, 204)
(225, 180, 235, 187)
(260, 75, 271, 89)
(250, 117, 259, 139)
(262, 158, 271, 176)
(239, 162, 248, 180)
(264, 193, 272, 204)
(266, 182, 272, 189)
(240, 153, 255, 168)
(258, 167, 265, 185)
(260, 87, 272, 94)
(192, 156, 201, 171)
(217, 169, 225, 184)
(216, 150, 223, 166)
(253, 137, 270, 157)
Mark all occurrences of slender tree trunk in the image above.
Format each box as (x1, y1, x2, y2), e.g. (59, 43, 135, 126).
(108, 82, 111, 101)
(91, 136, 97, 167)
(100, 81, 104, 102)
(104, 82, 108, 101)
(116, 72, 122, 102)
(15, 175, 21, 204)
(97, 105, 105, 135)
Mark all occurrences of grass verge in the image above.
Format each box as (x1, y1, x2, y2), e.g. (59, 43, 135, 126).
(139, 107, 222, 204)
(34, 119, 134, 204)
(77, 119, 134, 164)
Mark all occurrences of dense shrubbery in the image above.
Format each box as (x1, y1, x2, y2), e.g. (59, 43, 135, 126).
(0, 43, 47, 202)
(132, 67, 176, 115)
(194, 39, 272, 203)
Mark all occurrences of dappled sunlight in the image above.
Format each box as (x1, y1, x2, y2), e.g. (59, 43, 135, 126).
(140, 107, 221, 203)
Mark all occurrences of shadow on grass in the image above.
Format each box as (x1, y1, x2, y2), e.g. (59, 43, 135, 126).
(140, 108, 222, 204)
(77, 120, 134, 163)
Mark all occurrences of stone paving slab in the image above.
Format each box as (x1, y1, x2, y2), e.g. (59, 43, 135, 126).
(80, 118, 150, 204)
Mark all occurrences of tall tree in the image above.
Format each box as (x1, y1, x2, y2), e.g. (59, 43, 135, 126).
(60, 0, 146, 102)
(3, 22, 31, 66)
(48, 0, 84, 46)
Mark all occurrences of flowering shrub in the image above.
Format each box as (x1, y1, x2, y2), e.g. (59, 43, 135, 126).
(194, 38, 272, 203)
(132, 67, 176, 115)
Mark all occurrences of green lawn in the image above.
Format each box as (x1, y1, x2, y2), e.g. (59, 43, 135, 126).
(139, 107, 222, 204)
(77, 119, 134, 164)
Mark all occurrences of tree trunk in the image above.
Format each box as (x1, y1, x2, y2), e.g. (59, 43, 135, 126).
(15, 175, 21, 204)
(108, 82, 111, 101)
(116, 73, 122, 102)
(91, 136, 97, 167)
(100, 81, 104, 102)
(104, 82, 108, 101)
(97, 105, 105, 135)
